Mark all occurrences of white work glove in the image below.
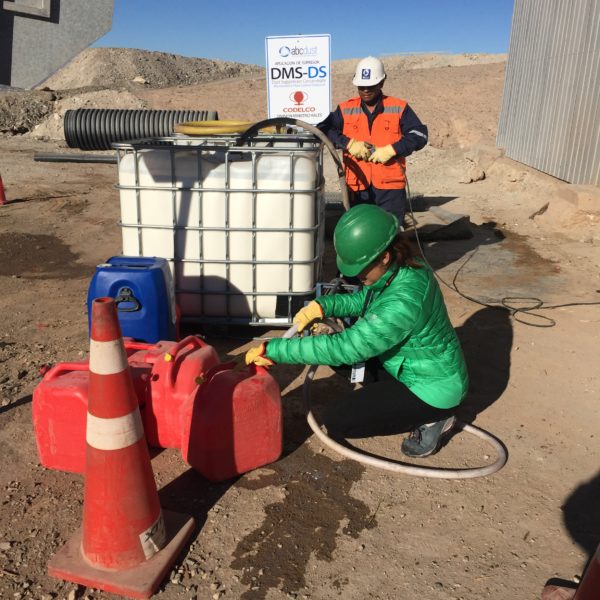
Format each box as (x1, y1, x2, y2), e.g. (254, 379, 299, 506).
(346, 138, 372, 161)
(368, 144, 396, 164)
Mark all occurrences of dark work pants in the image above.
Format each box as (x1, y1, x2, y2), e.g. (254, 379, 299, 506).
(351, 186, 407, 225)
(323, 358, 455, 440)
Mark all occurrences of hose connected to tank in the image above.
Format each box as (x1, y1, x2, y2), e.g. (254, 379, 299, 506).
(173, 116, 350, 209)
(236, 117, 350, 211)
(282, 325, 508, 479)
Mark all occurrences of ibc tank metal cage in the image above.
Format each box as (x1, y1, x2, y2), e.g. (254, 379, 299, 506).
(113, 133, 325, 326)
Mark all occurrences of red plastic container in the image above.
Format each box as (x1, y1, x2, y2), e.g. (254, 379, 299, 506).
(32, 336, 219, 473)
(127, 336, 220, 449)
(181, 363, 283, 482)
(31, 358, 150, 474)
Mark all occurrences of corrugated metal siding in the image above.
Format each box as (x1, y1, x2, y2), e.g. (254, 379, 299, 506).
(497, 0, 600, 185)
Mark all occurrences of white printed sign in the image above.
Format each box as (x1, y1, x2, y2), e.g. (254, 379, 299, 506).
(265, 34, 331, 125)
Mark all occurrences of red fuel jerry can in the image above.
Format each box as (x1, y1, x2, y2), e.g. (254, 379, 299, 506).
(128, 336, 220, 449)
(32, 336, 219, 474)
(32, 362, 90, 474)
(181, 362, 283, 482)
(31, 358, 150, 474)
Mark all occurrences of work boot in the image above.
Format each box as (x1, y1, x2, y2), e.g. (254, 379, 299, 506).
(401, 416, 456, 458)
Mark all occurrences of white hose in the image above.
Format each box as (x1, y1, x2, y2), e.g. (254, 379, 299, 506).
(283, 325, 508, 479)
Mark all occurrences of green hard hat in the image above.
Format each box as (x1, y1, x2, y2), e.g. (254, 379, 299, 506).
(334, 204, 399, 277)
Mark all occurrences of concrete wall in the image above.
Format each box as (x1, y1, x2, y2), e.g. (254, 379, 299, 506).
(497, 0, 600, 185)
(0, 0, 114, 89)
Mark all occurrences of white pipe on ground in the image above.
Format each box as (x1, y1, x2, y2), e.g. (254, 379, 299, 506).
(283, 325, 508, 479)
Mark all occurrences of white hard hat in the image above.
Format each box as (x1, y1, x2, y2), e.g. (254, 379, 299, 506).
(352, 56, 386, 86)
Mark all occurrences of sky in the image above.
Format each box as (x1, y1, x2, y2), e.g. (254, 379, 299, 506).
(93, 0, 515, 66)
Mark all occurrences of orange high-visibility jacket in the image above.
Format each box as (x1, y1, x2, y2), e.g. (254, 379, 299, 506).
(341, 95, 408, 191)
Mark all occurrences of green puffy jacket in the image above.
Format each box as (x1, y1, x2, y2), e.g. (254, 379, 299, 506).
(266, 263, 469, 409)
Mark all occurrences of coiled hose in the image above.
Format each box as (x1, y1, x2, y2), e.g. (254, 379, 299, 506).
(64, 109, 218, 150)
(282, 324, 508, 479)
(173, 119, 253, 135)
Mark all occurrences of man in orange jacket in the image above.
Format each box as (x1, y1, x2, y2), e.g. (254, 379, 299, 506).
(318, 56, 428, 225)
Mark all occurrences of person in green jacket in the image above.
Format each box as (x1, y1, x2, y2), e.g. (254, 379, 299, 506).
(245, 204, 469, 458)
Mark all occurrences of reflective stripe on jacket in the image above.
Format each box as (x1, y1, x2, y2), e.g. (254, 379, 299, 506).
(266, 264, 469, 409)
(341, 95, 408, 191)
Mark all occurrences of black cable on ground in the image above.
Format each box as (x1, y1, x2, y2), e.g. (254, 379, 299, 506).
(404, 181, 600, 327)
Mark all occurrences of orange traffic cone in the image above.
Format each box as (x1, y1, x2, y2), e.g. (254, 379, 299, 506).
(542, 544, 600, 600)
(0, 173, 6, 205)
(48, 297, 195, 599)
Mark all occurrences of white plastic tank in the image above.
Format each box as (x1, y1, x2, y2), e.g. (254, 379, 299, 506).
(117, 139, 322, 322)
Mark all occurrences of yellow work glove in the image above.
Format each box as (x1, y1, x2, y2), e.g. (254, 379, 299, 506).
(244, 342, 274, 367)
(346, 138, 372, 161)
(293, 300, 324, 333)
(368, 144, 396, 163)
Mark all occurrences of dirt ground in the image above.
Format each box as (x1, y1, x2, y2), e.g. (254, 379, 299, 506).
(0, 52, 599, 600)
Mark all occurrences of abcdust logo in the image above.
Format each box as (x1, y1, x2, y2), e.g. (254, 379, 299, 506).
(279, 44, 318, 58)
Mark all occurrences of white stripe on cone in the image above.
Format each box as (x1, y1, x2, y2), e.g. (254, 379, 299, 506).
(86, 410, 144, 450)
(89, 338, 128, 375)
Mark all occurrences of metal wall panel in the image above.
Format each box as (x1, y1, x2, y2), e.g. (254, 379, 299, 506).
(0, 0, 114, 89)
(497, 0, 600, 185)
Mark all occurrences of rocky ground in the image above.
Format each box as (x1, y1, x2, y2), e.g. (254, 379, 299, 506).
(0, 49, 599, 600)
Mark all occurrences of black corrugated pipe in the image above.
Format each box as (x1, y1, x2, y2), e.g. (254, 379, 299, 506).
(63, 109, 219, 150)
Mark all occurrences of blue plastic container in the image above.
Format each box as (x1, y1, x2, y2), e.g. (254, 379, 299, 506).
(87, 256, 176, 343)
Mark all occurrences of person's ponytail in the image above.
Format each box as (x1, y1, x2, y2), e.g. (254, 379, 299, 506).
(388, 234, 422, 269)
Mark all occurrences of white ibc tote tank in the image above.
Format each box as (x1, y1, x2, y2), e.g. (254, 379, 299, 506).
(117, 136, 324, 324)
